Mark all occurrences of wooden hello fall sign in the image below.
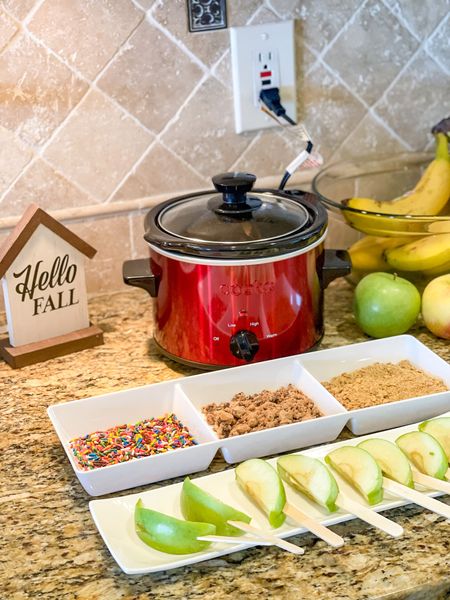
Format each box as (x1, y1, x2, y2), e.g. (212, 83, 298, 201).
(0, 204, 103, 368)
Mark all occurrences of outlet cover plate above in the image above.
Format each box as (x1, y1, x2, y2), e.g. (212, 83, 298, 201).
(230, 20, 296, 134)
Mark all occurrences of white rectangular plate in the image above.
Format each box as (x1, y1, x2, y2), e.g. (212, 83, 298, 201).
(89, 411, 450, 575)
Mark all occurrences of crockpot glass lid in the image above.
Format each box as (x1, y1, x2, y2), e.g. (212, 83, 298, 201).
(157, 172, 310, 244)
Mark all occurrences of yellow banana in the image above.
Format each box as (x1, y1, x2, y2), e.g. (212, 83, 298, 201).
(384, 233, 450, 271)
(347, 132, 450, 216)
(343, 210, 426, 236)
(421, 258, 450, 277)
(348, 235, 413, 272)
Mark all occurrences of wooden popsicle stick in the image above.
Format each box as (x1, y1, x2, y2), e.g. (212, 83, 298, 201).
(227, 520, 305, 555)
(383, 477, 450, 519)
(412, 471, 450, 494)
(283, 502, 345, 548)
(446, 467, 450, 479)
(197, 535, 274, 545)
(336, 493, 403, 538)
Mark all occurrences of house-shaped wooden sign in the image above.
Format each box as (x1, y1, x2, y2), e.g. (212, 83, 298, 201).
(0, 204, 103, 368)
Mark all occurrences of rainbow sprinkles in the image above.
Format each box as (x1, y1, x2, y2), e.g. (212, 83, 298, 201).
(69, 413, 197, 471)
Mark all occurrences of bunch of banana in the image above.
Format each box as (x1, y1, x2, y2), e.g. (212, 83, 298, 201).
(343, 118, 450, 236)
(348, 233, 450, 281)
(348, 235, 413, 273)
(384, 233, 450, 275)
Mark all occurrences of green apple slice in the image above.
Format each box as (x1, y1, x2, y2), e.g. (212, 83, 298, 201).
(135, 499, 216, 555)
(324, 446, 383, 505)
(180, 477, 251, 536)
(235, 458, 286, 528)
(358, 438, 414, 488)
(419, 417, 450, 460)
(277, 454, 339, 512)
(396, 431, 449, 480)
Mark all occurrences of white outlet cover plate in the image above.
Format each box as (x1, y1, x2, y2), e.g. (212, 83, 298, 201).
(230, 20, 296, 134)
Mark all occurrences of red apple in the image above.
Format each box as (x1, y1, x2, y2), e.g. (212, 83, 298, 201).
(421, 274, 450, 339)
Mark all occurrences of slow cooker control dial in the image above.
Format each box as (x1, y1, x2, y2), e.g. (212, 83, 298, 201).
(229, 330, 259, 362)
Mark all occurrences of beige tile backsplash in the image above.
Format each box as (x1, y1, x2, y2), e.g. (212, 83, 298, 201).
(0, 0, 448, 296)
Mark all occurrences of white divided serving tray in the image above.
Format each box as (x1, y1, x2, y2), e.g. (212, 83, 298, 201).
(48, 335, 450, 496)
(298, 335, 450, 435)
(89, 411, 450, 575)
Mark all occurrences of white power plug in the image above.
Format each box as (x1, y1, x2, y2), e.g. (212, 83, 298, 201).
(230, 21, 296, 134)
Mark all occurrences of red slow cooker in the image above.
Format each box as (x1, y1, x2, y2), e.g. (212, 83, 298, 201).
(123, 172, 350, 369)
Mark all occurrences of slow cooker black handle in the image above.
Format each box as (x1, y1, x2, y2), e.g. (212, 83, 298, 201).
(122, 259, 159, 297)
(321, 249, 352, 288)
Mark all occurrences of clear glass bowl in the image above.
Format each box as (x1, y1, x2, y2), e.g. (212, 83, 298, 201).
(312, 152, 450, 288)
(312, 152, 450, 238)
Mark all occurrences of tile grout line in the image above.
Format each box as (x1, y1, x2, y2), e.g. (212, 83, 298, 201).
(317, 7, 450, 156)
(0, 26, 153, 206)
(104, 3, 269, 202)
(103, 0, 258, 202)
(307, 0, 369, 71)
(130, 0, 150, 13)
(318, 56, 413, 157)
(146, 4, 209, 74)
(381, 0, 450, 76)
(228, 131, 263, 171)
(0, 5, 151, 205)
(21, 0, 47, 25)
(104, 0, 267, 203)
(368, 45, 440, 137)
(24, 31, 157, 140)
(104, 69, 211, 204)
(105, 139, 158, 204)
(380, 0, 420, 41)
(304, 0, 443, 157)
(1, 1, 272, 208)
(296, 1, 369, 81)
(12, 15, 164, 204)
(39, 155, 104, 204)
(422, 13, 450, 77)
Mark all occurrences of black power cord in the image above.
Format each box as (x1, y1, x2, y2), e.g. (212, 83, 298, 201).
(259, 87, 315, 190)
(259, 87, 297, 126)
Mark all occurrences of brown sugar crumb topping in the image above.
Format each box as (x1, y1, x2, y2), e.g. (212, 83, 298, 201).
(322, 360, 448, 410)
(202, 384, 322, 438)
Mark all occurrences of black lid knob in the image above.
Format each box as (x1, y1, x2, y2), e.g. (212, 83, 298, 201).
(211, 172, 260, 215)
(212, 172, 256, 197)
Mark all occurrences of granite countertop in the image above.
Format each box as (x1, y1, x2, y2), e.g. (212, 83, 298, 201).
(1, 280, 450, 600)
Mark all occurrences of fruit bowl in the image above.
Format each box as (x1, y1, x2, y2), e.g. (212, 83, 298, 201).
(312, 152, 450, 237)
(312, 151, 450, 287)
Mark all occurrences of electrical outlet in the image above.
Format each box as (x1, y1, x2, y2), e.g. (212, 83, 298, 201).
(230, 21, 296, 134)
(253, 50, 280, 106)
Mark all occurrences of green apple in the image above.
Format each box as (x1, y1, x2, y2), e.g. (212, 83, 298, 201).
(353, 272, 421, 338)
(396, 431, 449, 480)
(235, 458, 286, 528)
(419, 417, 450, 459)
(325, 446, 383, 505)
(134, 499, 216, 554)
(180, 477, 251, 536)
(277, 454, 339, 512)
(358, 438, 414, 488)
